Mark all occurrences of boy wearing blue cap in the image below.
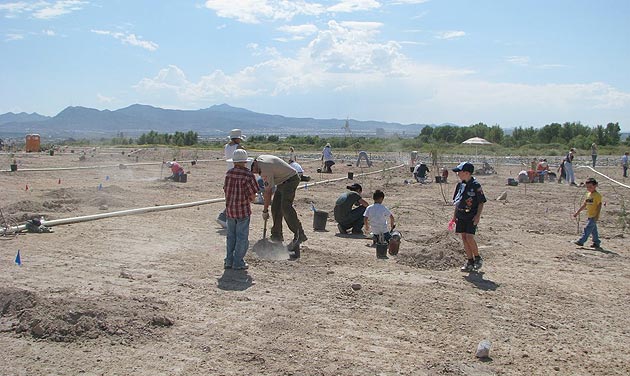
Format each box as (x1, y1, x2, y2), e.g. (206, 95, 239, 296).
(451, 162, 487, 272)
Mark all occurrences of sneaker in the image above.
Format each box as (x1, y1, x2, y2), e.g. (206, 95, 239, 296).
(574, 240, 584, 246)
(337, 224, 348, 235)
(460, 262, 474, 272)
(223, 263, 232, 269)
(570, 182, 577, 186)
(233, 263, 249, 270)
(590, 244, 602, 249)
(473, 256, 483, 270)
(215, 218, 227, 229)
(351, 229, 364, 235)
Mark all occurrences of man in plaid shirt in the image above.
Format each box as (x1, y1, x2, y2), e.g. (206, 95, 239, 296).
(224, 149, 259, 270)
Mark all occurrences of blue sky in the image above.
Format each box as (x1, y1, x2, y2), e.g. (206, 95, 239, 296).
(1, 0, 629, 131)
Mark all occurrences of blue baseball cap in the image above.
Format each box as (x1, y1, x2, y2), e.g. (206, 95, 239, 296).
(452, 162, 474, 173)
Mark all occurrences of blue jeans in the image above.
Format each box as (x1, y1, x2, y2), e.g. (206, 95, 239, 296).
(225, 216, 251, 268)
(565, 162, 574, 184)
(578, 218, 600, 246)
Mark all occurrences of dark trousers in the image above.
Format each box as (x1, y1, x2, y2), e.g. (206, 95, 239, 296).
(271, 174, 304, 240)
(337, 206, 366, 232)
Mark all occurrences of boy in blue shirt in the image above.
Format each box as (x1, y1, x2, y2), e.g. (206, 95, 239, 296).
(451, 162, 487, 271)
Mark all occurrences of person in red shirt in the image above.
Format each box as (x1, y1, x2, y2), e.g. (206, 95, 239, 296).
(223, 149, 259, 270)
(166, 161, 184, 180)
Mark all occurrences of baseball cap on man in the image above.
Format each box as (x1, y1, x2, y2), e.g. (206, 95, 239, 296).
(346, 183, 362, 191)
(452, 162, 474, 173)
(227, 149, 253, 163)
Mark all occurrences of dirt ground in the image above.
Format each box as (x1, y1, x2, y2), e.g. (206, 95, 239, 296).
(1, 147, 629, 376)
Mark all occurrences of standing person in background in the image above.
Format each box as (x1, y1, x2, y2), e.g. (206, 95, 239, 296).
(223, 149, 258, 270)
(321, 143, 335, 173)
(216, 129, 246, 228)
(288, 146, 296, 162)
(591, 143, 598, 168)
(251, 155, 307, 258)
(622, 152, 629, 178)
(557, 158, 567, 184)
(564, 148, 576, 186)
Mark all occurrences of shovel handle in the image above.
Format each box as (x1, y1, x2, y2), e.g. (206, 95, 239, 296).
(263, 218, 268, 239)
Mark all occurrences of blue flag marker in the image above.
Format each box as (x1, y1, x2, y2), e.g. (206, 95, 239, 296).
(98, 183, 103, 191)
(105, 175, 110, 181)
(15, 249, 21, 266)
(310, 203, 316, 212)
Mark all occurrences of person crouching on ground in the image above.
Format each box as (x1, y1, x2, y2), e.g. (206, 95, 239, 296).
(573, 178, 603, 250)
(334, 183, 369, 235)
(166, 161, 184, 180)
(364, 189, 396, 259)
(223, 149, 259, 270)
(451, 162, 487, 272)
(251, 154, 307, 258)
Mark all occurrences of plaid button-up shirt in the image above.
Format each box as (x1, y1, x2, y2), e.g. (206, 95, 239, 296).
(224, 165, 259, 219)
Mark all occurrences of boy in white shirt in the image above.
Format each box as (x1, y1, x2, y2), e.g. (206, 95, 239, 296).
(364, 190, 396, 259)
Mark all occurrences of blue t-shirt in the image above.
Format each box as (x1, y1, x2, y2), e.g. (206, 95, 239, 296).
(453, 177, 487, 219)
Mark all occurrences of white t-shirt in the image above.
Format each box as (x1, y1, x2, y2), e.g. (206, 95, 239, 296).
(289, 161, 304, 174)
(364, 203, 391, 235)
(224, 142, 240, 171)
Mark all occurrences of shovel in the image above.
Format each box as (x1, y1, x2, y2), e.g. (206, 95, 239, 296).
(263, 218, 268, 239)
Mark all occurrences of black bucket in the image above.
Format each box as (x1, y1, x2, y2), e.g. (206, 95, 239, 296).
(347, 172, 354, 180)
(177, 173, 188, 183)
(313, 210, 328, 231)
(410, 166, 414, 173)
(434, 176, 443, 183)
(49, 150, 54, 156)
(10, 164, 17, 172)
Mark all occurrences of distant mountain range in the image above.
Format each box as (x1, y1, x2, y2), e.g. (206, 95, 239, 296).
(0, 104, 435, 139)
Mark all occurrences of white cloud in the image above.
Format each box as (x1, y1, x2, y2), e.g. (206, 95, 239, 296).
(392, 0, 429, 4)
(33, 0, 87, 19)
(5, 33, 25, 41)
(204, 0, 326, 24)
(132, 19, 630, 127)
(91, 29, 158, 51)
(506, 55, 530, 66)
(42, 29, 56, 36)
(0, 1, 87, 19)
(327, 0, 381, 13)
(436, 30, 465, 40)
(97, 93, 114, 103)
(277, 24, 318, 36)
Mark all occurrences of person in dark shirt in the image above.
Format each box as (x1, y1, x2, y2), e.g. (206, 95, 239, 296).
(334, 183, 369, 234)
(451, 162, 487, 272)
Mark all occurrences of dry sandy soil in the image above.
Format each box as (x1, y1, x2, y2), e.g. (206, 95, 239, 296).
(1, 147, 629, 375)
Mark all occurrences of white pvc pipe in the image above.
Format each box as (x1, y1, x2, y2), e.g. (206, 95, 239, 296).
(577, 165, 630, 189)
(6, 197, 225, 234)
(5, 163, 405, 233)
(297, 164, 405, 190)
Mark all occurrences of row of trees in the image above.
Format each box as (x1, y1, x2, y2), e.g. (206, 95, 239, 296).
(137, 130, 198, 146)
(418, 122, 623, 149)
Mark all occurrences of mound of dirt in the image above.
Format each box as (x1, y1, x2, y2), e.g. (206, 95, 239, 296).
(397, 231, 466, 270)
(0, 287, 172, 343)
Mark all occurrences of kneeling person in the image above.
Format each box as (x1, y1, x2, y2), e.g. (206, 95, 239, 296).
(334, 183, 368, 234)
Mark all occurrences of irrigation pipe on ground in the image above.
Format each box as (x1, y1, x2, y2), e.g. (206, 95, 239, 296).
(577, 166, 630, 189)
(4, 163, 405, 233)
